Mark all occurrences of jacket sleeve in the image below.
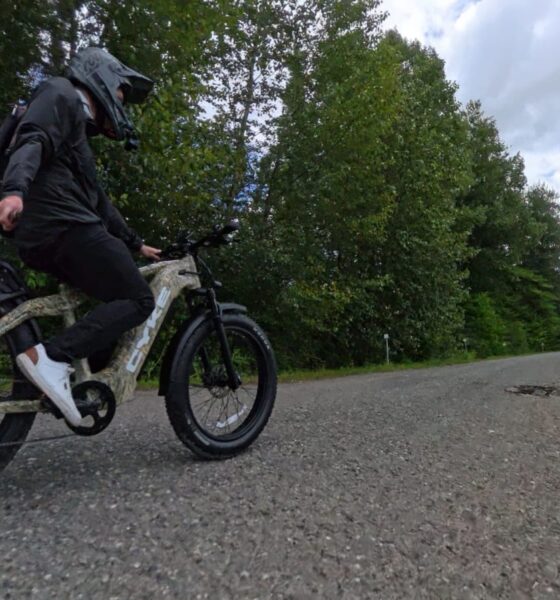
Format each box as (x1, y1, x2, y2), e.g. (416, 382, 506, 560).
(1, 79, 79, 200)
(96, 185, 144, 252)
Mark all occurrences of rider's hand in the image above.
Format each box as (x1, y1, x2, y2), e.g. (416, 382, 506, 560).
(0, 195, 23, 232)
(140, 244, 161, 262)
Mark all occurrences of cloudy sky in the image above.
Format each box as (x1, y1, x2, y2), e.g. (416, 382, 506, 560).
(381, 0, 560, 192)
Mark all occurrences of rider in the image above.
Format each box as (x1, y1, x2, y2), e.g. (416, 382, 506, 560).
(0, 47, 161, 426)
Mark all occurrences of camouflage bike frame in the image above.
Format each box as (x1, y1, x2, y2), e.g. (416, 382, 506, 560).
(0, 255, 201, 415)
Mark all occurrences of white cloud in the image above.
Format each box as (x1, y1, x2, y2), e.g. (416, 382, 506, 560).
(381, 0, 560, 192)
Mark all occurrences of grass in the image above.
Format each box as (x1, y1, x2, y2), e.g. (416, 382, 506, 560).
(137, 351, 498, 388)
(277, 353, 481, 383)
(138, 349, 556, 389)
(276, 349, 559, 383)
(137, 378, 160, 390)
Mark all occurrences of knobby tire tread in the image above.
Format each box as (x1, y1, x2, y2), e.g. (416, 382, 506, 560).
(165, 314, 276, 459)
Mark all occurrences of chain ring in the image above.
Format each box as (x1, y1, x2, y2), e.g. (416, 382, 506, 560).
(66, 381, 116, 437)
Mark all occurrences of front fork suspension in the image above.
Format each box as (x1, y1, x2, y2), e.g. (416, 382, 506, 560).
(204, 288, 241, 391)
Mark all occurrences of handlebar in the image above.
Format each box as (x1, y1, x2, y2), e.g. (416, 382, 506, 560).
(160, 218, 240, 260)
(196, 218, 240, 249)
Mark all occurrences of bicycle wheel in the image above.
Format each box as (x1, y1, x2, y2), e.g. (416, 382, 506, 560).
(166, 313, 277, 459)
(0, 322, 40, 471)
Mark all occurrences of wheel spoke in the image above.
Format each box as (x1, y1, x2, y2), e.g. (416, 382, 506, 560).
(189, 386, 207, 398)
(201, 396, 218, 428)
(238, 385, 256, 398)
(217, 395, 229, 431)
(189, 331, 255, 435)
(167, 316, 276, 457)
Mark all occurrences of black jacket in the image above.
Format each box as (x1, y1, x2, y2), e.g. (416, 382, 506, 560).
(0, 77, 143, 252)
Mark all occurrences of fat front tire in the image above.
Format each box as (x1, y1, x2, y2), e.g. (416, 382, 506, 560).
(166, 314, 277, 459)
(0, 322, 40, 471)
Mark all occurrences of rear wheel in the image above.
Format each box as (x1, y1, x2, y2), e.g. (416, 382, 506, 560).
(166, 314, 276, 459)
(0, 322, 40, 471)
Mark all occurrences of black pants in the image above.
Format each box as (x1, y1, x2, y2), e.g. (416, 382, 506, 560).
(20, 223, 155, 361)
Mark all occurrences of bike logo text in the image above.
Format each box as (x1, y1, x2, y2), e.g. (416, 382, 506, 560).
(126, 287, 172, 373)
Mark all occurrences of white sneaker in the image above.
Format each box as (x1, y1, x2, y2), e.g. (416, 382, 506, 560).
(16, 343, 82, 426)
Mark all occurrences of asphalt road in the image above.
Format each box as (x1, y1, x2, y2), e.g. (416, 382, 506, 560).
(2, 353, 560, 599)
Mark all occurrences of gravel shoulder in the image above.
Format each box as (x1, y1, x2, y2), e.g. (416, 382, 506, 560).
(2, 353, 560, 599)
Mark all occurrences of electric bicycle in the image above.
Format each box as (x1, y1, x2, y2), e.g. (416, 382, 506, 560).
(0, 220, 277, 471)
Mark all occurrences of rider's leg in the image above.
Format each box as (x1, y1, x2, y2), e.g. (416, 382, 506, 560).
(16, 223, 154, 424)
(40, 223, 155, 361)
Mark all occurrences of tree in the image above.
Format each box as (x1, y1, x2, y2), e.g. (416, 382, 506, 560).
(460, 101, 533, 295)
(3, 0, 560, 369)
(241, 0, 398, 367)
(373, 33, 473, 359)
(458, 104, 560, 353)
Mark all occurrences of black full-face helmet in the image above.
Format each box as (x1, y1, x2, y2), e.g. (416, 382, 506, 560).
(65, 47, 154, 149)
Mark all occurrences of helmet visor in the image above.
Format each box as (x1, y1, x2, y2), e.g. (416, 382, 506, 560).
(116, 66, 153, 104)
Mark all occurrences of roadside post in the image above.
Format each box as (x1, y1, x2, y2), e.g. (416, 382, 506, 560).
(384, 333, 390, 364)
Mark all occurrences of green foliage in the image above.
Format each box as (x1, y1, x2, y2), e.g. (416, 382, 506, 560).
(464, 293, 506, 357)
(458, 104, 560, 357)
(375, 34, 473, 359)
(0, 1, 57, 106)
(2, 0, 560, 376)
